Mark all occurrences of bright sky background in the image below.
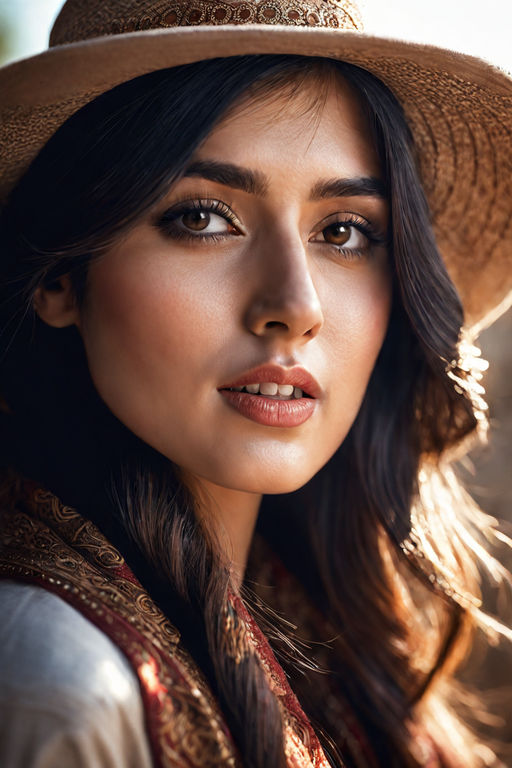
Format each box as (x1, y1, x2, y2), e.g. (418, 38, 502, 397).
(0, 0, 511, 71)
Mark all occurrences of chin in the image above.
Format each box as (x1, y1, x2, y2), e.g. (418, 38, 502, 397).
(199, 462, 321, 496)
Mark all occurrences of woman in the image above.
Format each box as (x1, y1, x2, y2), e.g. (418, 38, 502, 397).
(0, 1, 511, 767)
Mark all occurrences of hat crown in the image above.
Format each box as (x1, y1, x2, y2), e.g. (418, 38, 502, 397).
(50, 0, 363, 46)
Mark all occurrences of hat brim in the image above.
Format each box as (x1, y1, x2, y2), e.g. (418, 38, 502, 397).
(1, 24, 512, 328)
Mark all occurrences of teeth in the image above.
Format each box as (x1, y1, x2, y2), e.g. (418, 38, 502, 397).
(230, 382, 306, 398)
(259, 382, 278, 396)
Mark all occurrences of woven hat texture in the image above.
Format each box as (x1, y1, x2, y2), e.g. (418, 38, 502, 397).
(1, 0, 511, 328)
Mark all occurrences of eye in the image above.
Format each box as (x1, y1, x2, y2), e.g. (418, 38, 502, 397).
(179, 209, 234, 235)
(156, 199, 242, 241)
(314, 222, 369, 250)
(310, 213, 387, 260)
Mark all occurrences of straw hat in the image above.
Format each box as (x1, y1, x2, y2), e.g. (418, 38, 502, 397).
(1, 0, 511, 329)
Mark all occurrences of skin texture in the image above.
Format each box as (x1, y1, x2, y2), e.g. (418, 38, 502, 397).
(36, 76, 392, 580)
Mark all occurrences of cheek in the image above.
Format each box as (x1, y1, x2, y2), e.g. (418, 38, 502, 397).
(78, 251, 221, 430)
(323, 266, 392, 419)
(83, 265, 172, 373)
(350, 278, 391, 356)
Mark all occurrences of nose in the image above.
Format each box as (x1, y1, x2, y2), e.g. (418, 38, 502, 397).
(244, 231, 324, 341)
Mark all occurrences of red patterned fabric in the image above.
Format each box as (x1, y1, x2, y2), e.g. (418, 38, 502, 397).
(0, 474, 333, 768)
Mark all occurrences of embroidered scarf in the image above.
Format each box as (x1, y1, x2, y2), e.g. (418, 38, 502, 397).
(0, 474, 338, 768)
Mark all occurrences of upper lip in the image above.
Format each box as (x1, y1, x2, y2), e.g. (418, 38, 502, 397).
(218, 364, 322, 399)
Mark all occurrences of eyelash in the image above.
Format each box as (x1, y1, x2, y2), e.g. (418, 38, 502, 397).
(314, 213, 388, 261)
(155, 198, 388, 259)
(156, 198, 240, 243)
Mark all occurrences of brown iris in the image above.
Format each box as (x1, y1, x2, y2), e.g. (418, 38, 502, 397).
(182, 210, 210, 231)
(323, 222, 351, 245)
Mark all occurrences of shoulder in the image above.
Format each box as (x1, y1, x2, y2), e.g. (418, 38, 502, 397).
(0, 580, 152, 768)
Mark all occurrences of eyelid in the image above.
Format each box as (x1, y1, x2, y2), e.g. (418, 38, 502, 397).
(310, 210, 388, 245)
(155, 196, 245, 234)
(313, 210, 369, 230)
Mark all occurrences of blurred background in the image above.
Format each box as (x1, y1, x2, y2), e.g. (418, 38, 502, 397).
(1, 0, 511, 761)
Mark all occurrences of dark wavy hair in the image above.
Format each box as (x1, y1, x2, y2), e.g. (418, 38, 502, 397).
(0, 55, 508, 767)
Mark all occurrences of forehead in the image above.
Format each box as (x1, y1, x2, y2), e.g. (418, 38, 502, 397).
(193, 73, 381, 182)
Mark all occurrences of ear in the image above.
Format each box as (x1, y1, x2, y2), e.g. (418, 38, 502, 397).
(33, 275, 80, 328)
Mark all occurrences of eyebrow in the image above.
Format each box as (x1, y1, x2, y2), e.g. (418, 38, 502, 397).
(310, 176, 387, 200)
(183, 160, 268, 196)
(182, 160, 386, 200)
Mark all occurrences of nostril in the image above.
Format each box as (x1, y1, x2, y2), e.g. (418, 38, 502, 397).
(264, 320, 288, 330)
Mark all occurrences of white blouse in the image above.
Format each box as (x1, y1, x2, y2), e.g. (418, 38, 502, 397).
(0, 581, 153, 767)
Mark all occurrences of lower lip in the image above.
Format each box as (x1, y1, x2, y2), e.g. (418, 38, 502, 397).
(219, 390, 316, 428)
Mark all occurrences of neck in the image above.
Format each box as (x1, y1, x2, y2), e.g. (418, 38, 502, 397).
(185, 474, 262, 590)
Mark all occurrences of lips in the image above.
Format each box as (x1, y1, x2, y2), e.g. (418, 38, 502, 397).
(218, 364, 320, 428)
(218, 364, 321, 399)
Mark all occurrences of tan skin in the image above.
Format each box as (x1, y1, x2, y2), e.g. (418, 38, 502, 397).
(35, 77, 391, 586)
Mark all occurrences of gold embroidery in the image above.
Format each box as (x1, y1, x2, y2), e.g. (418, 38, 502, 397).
(222, 600, 251, 664)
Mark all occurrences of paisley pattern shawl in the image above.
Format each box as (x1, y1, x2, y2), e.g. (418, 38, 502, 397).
(0, 474, 332, 768)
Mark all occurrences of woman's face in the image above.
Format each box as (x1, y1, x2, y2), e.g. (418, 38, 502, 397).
(77, 76, 391, 494)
